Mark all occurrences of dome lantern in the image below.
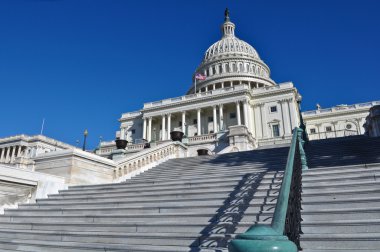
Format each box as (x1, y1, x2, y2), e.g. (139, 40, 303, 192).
(222, 8, 235, 38)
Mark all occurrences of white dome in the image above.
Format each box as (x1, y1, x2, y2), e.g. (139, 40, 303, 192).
(204, 36, 260, 61)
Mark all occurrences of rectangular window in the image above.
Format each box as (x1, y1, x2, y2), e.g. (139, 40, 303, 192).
(230, 112, 236, 119)
(310, 128, 316, 134)
(272, 124, 280, 137)
(326, 126, 332, 132)
(131, 129, 136, 134)
(193, 119, 197, 124)
(208, 116, 213, 122)
(178, 121, 182, 127)
(270, 106, 277, 113)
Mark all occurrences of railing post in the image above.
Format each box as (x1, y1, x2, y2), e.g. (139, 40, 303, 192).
(228, 128, 300, 252)
(297, 128, 308, 170)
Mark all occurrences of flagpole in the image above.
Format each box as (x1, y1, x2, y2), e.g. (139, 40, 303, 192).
(40, 118, 45, 135)
(194, 77, 197, 94)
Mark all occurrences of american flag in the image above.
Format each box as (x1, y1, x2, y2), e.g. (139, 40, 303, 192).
(195, 73, 207, 80)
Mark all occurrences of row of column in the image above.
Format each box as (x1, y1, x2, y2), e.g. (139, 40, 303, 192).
(0, 145, 23, 163)
(198, 81, 264, 93)
(142, 100, 250, 141)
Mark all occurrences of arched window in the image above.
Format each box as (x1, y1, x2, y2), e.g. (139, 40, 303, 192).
(219, 65, 223, 74)
(233, 63, 237, 72)
(225, 64, 230, 72)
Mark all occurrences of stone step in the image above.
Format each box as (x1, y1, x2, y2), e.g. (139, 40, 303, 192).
(301, 233, 380, 250)
(5, 202, 277, 216)
(0, 229, 234, 248)
(66, 174, 284, 193)
(0, 238, 228, 252)
(60, 179, 283, 196)
(24, 195, 275, 208)
(47, 185, 280, 200)
(0, 220, 253, 234)
(301, 207, 380, 222)
(0, 211, 274, 224)
(302, 219, 380, 234)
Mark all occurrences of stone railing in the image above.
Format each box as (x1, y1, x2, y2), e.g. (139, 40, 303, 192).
(308, 129, 358, 141)
(143, 84, 250, 109)
(113, 141, 188, 182)
(126, 143, 145, 152)
(120, 111, 142, 120)
(258, 135, 293, 147)
(303, 101, 380, 116)
(187, 133, 217, 144)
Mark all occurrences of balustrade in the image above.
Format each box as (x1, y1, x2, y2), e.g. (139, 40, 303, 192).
(229, 128, 307, 252)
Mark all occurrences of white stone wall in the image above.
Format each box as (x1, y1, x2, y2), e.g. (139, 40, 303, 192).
(303, 101, 380, 140)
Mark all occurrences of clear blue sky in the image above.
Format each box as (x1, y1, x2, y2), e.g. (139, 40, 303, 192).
(1, 0, 379, 149)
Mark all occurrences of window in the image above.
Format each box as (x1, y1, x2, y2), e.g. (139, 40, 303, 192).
(206, 69, 209, 76)
(219, 65, 223, 74)
(326, 126, 332, 132)
(310, 128, 316, 134)
(233, 64, 237, 72)
(230, 112, 236, 119)
(346, 124, 352, 129)
(178, 121, 182, 127)
(193, 119, 197, 124)
(131, 129, 136, 134)
(208, 116, 213, 122)
(270, 106, 277, 113)
(226, 64, 230, 72)
(272, 124, 280, 137)
(239, 64, 244, 72)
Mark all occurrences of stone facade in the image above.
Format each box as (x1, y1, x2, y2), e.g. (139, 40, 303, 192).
(104, 13, 302, 156)
(0, 134, 75, 166)
(302, 101, 380, 140)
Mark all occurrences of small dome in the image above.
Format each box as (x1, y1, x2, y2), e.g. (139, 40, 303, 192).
(204, 36, 260, 61)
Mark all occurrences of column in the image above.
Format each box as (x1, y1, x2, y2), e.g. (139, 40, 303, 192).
(260, 104, 268, 138)
(279, 101, 286, 136)
(236, 101, 241, 125)
(243, 100, 249, 128)
(250, 104, 256, 137)
(253, 105, 262, 138)
(5, 147, 11, 163)
(147, 117, 152, 141)
(197, 108, 201, 135)
(0, 148, 4, 162)
(182, 111, 186, 133)
(286, 99, 294, 131)
(167, 114, 171, 139)
(120, 128, 126, 140)
(11, 146, 16, 162)
(213, 84, 216, 90)
(17, 146, 22, 158)
(161, 115, 166, 140)
(213, 106, 217, 133)
(219, 104, 224, 131)
(221, 82, 224, 89)
(142, 118, 147, 140)
(281, 100, 291, 135)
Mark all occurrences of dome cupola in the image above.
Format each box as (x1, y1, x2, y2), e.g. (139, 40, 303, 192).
(187, 9, 276, 94)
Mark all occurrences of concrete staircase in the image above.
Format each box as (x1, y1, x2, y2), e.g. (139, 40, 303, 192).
(0, 147, 290, 251)
(301, 136, 380, 252)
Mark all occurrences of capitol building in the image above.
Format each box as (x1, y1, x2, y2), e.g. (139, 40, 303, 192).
(95, 10, 379, 158)
(0, 9, 380, 252)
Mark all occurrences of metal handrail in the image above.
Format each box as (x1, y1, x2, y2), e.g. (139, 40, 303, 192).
(229, 127, 306, 252)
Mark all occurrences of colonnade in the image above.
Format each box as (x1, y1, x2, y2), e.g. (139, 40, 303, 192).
(0, 145, 24, 164)
(142, 100, 251, 142)
(198, 80, 265, 93)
